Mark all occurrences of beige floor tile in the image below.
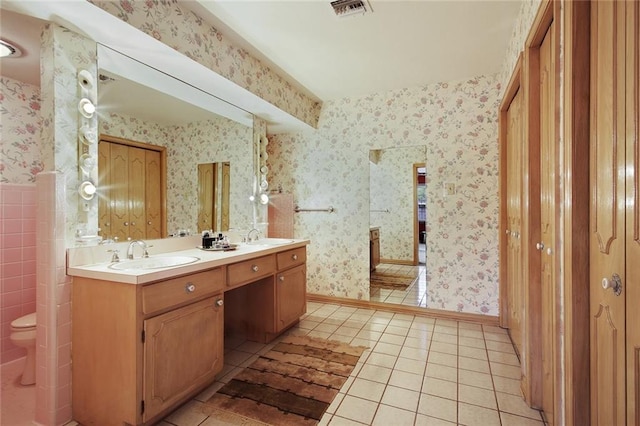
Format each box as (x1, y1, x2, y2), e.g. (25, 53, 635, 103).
(485, 340, 516, 354)
(334, 326, 361, 338)
(347, 377, 386, 401)
(458, 336, 486, 349)
(488, 350, 520, 366)
(492, 376, 523, 396)
(365, 351, 398, 368)
(458, 384, 497, 409)
(458, 345, 488, 360)
(414, 414, 456, 425)
(429, 341, 458, 355)
(356, 329, 383, 341)
(327, 414, 369, 425)
(394, 356, 427, 375)
(372, 404, 416, 426)
(379, 332, 406, 345)
(458, 328, 484, 339)
(163, 400, 208, 426)
(458, 370, 493, 390)
(389, 317, 413, 328)
(399, 345, 429, 361)
(404, 335, 431, 350)
(458, 321, 483, 331)
(422, 376, 457, 400)
(434, 325, 458, 335)
(459, 356, 490, 373)
(435, 319, 459, 328)
(357, 364, 393, 383)
(417, 394, 457, 423)
(500, 412, 545, 426)
(496, 393, 544, 420)
(308, 330, 333, 340)
(330, 334, 356, 344)
(425, 363, 458, 382)
(334, 395, 378, 425)
(483, 331, 513, 343)
(458, 402, 500, 426)
(427, 351, 458, 368)
(385, 325, 410, 336)
(373, 341, 402, 357)
(326, 392, 346, 414)
(490, 362, 522, 379)
(381, 385, 420, 411)
(388, 369, 424, 391)
(432, 332, 458, 344)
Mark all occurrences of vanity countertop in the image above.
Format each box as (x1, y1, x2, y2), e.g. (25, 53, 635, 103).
(66, 237, 309, 285)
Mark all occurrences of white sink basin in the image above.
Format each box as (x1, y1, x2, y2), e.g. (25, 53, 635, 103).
(247, 238, 295, 246)
(109, 255, 200, 271)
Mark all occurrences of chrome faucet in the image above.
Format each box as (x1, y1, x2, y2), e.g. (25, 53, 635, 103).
(126, 240, 149, 260)
(246, 228, 261, 242)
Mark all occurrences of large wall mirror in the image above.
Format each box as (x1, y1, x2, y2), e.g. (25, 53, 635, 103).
(97, 45, 255, 240)
(369, 145, 427, 305)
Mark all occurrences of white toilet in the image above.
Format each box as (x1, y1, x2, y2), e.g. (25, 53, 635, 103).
(10, 312, 36, 385)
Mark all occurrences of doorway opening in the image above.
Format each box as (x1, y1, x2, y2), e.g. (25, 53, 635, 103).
(415, 165, 426, 265)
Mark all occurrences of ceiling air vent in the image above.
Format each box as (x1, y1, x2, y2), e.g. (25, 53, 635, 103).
(330, 0, 372, 18)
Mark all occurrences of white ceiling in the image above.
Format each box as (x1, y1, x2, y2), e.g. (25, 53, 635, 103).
(187, 0, 522, 101)
(1, 1, 523, 127)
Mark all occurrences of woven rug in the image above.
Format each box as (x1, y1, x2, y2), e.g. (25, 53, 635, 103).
(370, 271, 418, 290)
(203, 335, 367, 425)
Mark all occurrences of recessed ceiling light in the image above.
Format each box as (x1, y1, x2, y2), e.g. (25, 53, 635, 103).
(0, 40, 22, 58)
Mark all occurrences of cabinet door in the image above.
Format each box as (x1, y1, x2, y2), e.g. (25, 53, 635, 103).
(143, 296, 223, 421)
(145, 150, 162, 239)
(276, 264, 307, 332)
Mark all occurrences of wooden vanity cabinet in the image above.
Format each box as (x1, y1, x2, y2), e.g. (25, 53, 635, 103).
(228, 247, 307, 343)
(72, 268, 224, 426)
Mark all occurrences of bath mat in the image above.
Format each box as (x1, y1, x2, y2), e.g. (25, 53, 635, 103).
(203, 335, 367, 425)
(370, 271, 418, 290)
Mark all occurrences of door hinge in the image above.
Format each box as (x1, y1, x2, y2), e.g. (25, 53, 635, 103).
(141, 400, 145, 415)
(141, 330, 145, 343)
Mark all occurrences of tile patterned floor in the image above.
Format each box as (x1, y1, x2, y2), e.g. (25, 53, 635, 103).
(154, 301, 544, 426)
(370, 263, 428, 307)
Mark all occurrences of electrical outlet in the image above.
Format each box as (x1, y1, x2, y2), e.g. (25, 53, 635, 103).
(445, 183, 456, 196)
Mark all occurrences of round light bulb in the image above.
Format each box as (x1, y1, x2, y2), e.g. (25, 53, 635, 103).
(259, 193, 269, 205)
(79, 181, 97, 200)
(78, 98, 96, 118)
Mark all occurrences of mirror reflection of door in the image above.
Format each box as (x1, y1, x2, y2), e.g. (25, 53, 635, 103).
(98, 135, 167, 241)
(197, 162, 230, 233)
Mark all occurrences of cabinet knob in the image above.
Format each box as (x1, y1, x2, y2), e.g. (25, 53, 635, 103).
(279, 276, 285, 282)
(215, 299, 224, 307)
(251, 265, 259, 272)
(147, 221, 152, 225)
(131, 222, 136, 226)
(124, 222, 129, 226)
(292, 254, 298, 261)
(185, 283, 196, 293)
(602, 273, 623, 296)
(536, 242, 544, 250)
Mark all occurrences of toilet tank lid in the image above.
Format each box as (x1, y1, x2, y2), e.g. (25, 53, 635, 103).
(11, 313, 36, 328)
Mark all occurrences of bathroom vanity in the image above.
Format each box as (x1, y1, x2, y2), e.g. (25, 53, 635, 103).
(67, 238, 308, 426)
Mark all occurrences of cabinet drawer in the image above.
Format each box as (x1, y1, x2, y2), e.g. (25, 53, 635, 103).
(370, 229, 379, 240)
(227, 255, 276, 288)
(277, 247, 306, 270)
(142, 268, 224, 314)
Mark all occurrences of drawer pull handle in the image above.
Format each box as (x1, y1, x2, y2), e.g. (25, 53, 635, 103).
(292, 254, 298, 261)
(215, 299, 224, 307)
(279, 276, 285, 282)
(251, 265, 259, 272)
(185, 283, 196, 293)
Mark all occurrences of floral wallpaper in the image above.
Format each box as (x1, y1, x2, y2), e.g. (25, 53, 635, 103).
(268, 74, 501, 315)
(499, 0, 542, 97)
(370, 146, 426, 262)
(100, 112, 254, 233)
(91, 0, 321, 129)
(0, 77, 44, 184)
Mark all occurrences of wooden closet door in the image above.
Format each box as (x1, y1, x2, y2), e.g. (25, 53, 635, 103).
(589, 1, 628, 423)
(538, 21, 557, 425)
(506, 87, 524, 356)
(197, 163, 215, 233)
(128, 146, 146, 240)
(98, 141, 112, 238)
(109, 142, 131, 241)
(624, 1, 639, 422)
(145, 150, 162, 239)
